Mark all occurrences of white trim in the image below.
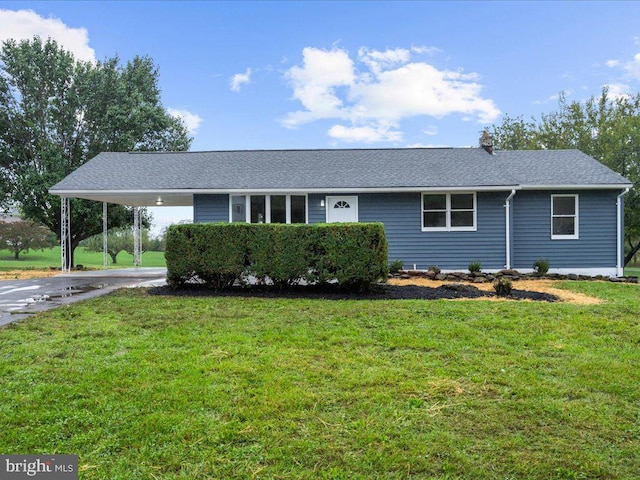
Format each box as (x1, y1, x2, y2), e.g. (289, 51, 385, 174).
(421, 192, 477, 232)
(517, 267, 618, 277)
(406, 267, 618, 276)
(50, 185, 521, 196)
(519, 184, 633, 190)
(50, 183, 633, 197)
(504, 189, 516, 269)
(617, 188, 630, 277)
(551, 194, 579, 240)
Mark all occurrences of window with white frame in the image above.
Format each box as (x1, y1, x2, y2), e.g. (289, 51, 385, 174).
(422, 192, 476, 231)
(229, 194, 307, 224)
(551, 194, 578, 239)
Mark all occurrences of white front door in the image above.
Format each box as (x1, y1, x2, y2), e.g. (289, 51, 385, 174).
(326, 196, 358, 223)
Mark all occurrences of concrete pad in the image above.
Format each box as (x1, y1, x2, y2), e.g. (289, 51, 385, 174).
(0, 268, 167, 327)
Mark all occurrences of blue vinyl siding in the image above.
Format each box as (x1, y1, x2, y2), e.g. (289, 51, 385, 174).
(512, 190, 618, 269)
(359, 192, 507, 270)
(193, 190, 619, 271)
(193, 194, 228, 222)
(311, 192, 506, 270)
(308, 194, 326, 223)
(194, 192, 507, 270)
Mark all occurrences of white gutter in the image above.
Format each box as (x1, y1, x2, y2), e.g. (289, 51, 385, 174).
(617, 188, 630, 277)
(504, 189, 517, 269)
(519, 183, 634, 190)
(49, 185, 522, 196)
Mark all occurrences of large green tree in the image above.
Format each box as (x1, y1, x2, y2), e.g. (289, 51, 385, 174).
(490, 89, 640, 266)
(0, 37, 191, 268)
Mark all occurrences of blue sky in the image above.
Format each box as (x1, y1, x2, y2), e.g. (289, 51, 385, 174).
(1, 1, 640, 231)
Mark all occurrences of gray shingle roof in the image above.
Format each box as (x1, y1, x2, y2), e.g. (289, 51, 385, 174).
(49, 148, 632, 204)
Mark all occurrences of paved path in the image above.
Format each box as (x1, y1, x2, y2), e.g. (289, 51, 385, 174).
(0, 268, 167, 327)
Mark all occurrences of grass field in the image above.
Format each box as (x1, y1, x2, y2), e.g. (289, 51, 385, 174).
(625, 266, 640, 277)
(0, 282, 638, 479)
(0, 246, 166, 270)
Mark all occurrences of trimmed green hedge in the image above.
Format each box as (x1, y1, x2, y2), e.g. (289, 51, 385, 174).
(165, 223, 388, 291)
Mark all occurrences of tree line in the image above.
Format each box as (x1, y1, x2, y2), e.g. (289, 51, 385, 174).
(0, 36, 191, 268)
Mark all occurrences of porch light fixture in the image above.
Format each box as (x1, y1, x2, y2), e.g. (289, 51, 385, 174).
(155, 198, 164, 206)
(320, 199, 325, 207)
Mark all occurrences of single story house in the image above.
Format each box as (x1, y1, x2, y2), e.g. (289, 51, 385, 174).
(50, 141, 633, 276)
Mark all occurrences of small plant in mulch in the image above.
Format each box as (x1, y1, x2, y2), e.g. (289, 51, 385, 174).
(428, 265, 441, 274)
(493, 277, 513, 296)
(533, 259, 550, 275)
(468, 261, 482, 273)
(389, 259, 404, 274)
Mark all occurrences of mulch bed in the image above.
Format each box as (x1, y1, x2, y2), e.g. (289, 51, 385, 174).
(149, 283, 558, 302)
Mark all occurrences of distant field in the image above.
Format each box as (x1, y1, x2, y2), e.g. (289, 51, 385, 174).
(625, 266, 640, 277)
(0, 247, 166, 270)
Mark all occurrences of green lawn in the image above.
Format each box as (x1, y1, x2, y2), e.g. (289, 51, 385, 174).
(0, 246, 166, 270)
(0, 282, 639, 479)
(625, 266, 640, 277)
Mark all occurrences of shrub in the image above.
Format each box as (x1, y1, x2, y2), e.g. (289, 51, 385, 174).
(165, 222, 388, 291)
(493, 277, 513, 296)
(428, 265, 441, 274)
(468, 261, 482, 273)
(311, 223, 388, 291)
(248, 224, 314, 288)
(165, 223, 248, 288)
(533, 259, 550, 275)
(389, 259, 404, 274)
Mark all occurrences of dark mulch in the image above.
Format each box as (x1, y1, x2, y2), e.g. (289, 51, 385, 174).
(149, 283, 559, 302)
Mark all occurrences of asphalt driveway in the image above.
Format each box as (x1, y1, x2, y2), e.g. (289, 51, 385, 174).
(0, 268, 167, 327)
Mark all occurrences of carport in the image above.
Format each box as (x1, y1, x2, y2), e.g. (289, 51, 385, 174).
(49, 152, 195, 272)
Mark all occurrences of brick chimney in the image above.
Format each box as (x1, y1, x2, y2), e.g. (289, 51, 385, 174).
(479, 131, 494, 155)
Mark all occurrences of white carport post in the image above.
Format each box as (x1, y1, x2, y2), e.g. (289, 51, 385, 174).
(103, 202, 108, 270)
(133, 206, 141, 267)
(60, 197, 71, 272)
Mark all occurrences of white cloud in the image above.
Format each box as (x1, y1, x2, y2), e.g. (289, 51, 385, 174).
(0, 9, 95, 62)
(230, 68, 252, 92)
(167, 108, 203, 134)
(405, 142, 449, 148)
(283, 47, 355, 127)
(411, 45, 441, 56)
(624, 53, 640, 79)
(603, 50, 640, 81)
(423, 125, 438, 136)
(328, 124, 403, 143)
(603, 83, 631, 100)
(358, 47, 411, 74)
(282, 46, 500, 143)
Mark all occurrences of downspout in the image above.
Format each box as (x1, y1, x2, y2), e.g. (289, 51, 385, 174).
(616, 188, 630, 277)
(505, 189, 516, 269)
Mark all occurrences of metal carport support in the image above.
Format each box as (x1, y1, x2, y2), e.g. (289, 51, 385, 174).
(103, 202, 108, 270)
(60, 197, 71, 273)
(61, 200, 142, 271)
